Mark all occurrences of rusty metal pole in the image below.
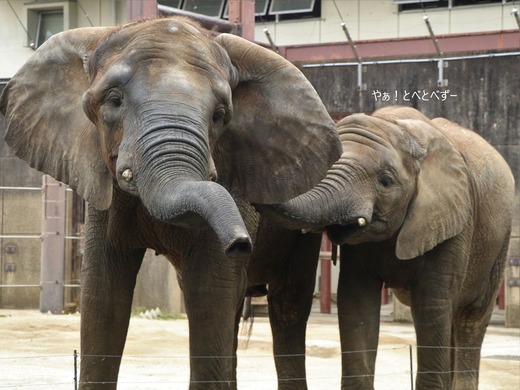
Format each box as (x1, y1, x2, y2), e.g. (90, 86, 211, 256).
(319, 233, 332, 313)
(228, 0, 255, 40)
(127, 0, 157, 22)
(40, 175, 66, 314)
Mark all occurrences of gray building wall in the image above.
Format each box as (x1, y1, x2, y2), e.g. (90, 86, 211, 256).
(0, 98, 42, 308)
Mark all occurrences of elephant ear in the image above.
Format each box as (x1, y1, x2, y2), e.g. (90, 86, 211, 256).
(395, 119, 472, 260)
(213, 33, 341, 204)
(0, 27, 116, 210)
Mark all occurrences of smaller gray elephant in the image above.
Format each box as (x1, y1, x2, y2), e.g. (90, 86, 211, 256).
(267, 106, 515, 389)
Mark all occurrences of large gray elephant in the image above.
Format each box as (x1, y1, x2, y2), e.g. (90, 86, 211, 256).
(0, 17, 341, 389)
(267, 106, 515, 389)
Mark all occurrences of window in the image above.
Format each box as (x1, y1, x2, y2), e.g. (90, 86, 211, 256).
(160, 0, 183, 7)
(269, 0, 315, 14)
(35, 11, 64, 48)
(25, 2, 76, 49)
(222, 0, 270, 18)
(396, 0, 508, 11)
(182, 0, 226, 17)
(158, 0, 321, 21)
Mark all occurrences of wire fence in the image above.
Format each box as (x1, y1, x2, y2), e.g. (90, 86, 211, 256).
(0, 343, 518, 390)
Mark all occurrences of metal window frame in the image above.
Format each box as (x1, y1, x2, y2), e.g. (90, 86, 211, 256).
(158, 0, 183, 8)
(268, 0, 316, 15)
(182, 0, 226, 18)
(223, 0, 270, 18)
(393, 0, 438, 4)
(35, 9, 64, 49)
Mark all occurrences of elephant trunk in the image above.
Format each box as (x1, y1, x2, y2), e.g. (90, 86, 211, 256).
(142, 180, 252, 257)
(260, 158, 373, 235)
(119, 115, 252, 257)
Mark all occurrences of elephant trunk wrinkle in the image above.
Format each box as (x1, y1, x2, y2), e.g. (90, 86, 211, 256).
(134, 126, 211, 185)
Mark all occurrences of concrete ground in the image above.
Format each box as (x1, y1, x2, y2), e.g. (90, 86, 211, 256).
(0, 302, 518, 389)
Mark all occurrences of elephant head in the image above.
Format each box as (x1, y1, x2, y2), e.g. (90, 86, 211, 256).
(267, 106, 472, 260)
(0, 17, 341, 256)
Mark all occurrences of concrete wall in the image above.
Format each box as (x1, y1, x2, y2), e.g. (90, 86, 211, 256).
(0, 109, 42, 308)
(300, 54, 520, 326)
(133, 250, 184, 314)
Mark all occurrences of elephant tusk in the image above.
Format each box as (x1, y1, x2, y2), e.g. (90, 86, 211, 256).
(122, 168, 133, 182)
(357, 217, 367, 227)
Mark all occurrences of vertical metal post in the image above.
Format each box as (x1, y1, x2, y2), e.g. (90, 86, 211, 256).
(409, 344, 414, 390)
(228, 0, 255, 40)
(40, 175, 66, 314)
(512, 8, 520, 29)
(424, 15, 448, 87)
(319, 233, 332, 313)
(341, 22, 366, 91)
(127, 0, 157, 22)
(74, 349, 78, 390)
(320, 259, 331, 313)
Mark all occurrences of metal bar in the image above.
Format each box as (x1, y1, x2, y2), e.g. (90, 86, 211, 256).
(302, 51, 520, 68)
(0, 283, 80, 288)
(0, 284, 41, 288)
(74, 350, 78, 390)
(341, 22, 361, 63)
(0, 234, 82, 239)
(263, 27, 278, 53)
(409, 344, 414, 390)
(423, 16, 443, 58)
(320, 259, 331, 313)
(0, 186, 41, 191)
(437, 58, 447, 87)
(513, 8, 520, 29)
(0, 235, 41, 239)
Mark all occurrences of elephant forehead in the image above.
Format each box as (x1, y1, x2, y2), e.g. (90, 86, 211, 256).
(92, 18, 217, 72)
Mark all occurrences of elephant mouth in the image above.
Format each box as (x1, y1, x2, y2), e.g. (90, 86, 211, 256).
(327, 223, 361, 245)
(326, 216, 371, 245)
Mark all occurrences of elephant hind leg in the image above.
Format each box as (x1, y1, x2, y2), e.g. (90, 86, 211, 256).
(268, 232, 322, 390)
(452, 240, 510, 390)
(451, 308, 491, 390)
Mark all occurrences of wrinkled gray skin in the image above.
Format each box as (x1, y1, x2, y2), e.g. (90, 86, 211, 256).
(0, 18, 341, 389)
(268, 106, 515, 389)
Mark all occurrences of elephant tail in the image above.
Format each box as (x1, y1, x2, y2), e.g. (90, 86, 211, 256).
(239, 296, 255, 348)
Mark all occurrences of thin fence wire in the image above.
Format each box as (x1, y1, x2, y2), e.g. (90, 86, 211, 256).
(0, 343, 518, 389)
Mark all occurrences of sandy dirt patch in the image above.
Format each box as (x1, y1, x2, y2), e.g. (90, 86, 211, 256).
(0, 306, 518, 389)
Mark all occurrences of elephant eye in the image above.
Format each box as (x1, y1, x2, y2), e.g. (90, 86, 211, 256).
(212, 107, 226, 123)
(378, 173, 394, 188)
(105, 90, 123, 108)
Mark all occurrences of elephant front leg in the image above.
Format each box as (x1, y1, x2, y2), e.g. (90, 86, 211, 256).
(268, 232, 321, 390)
(79, 251, 145, 389)
(79, 208, 145, 389)
(337, 248, 382, 390)
(181, 240, 248, 390)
